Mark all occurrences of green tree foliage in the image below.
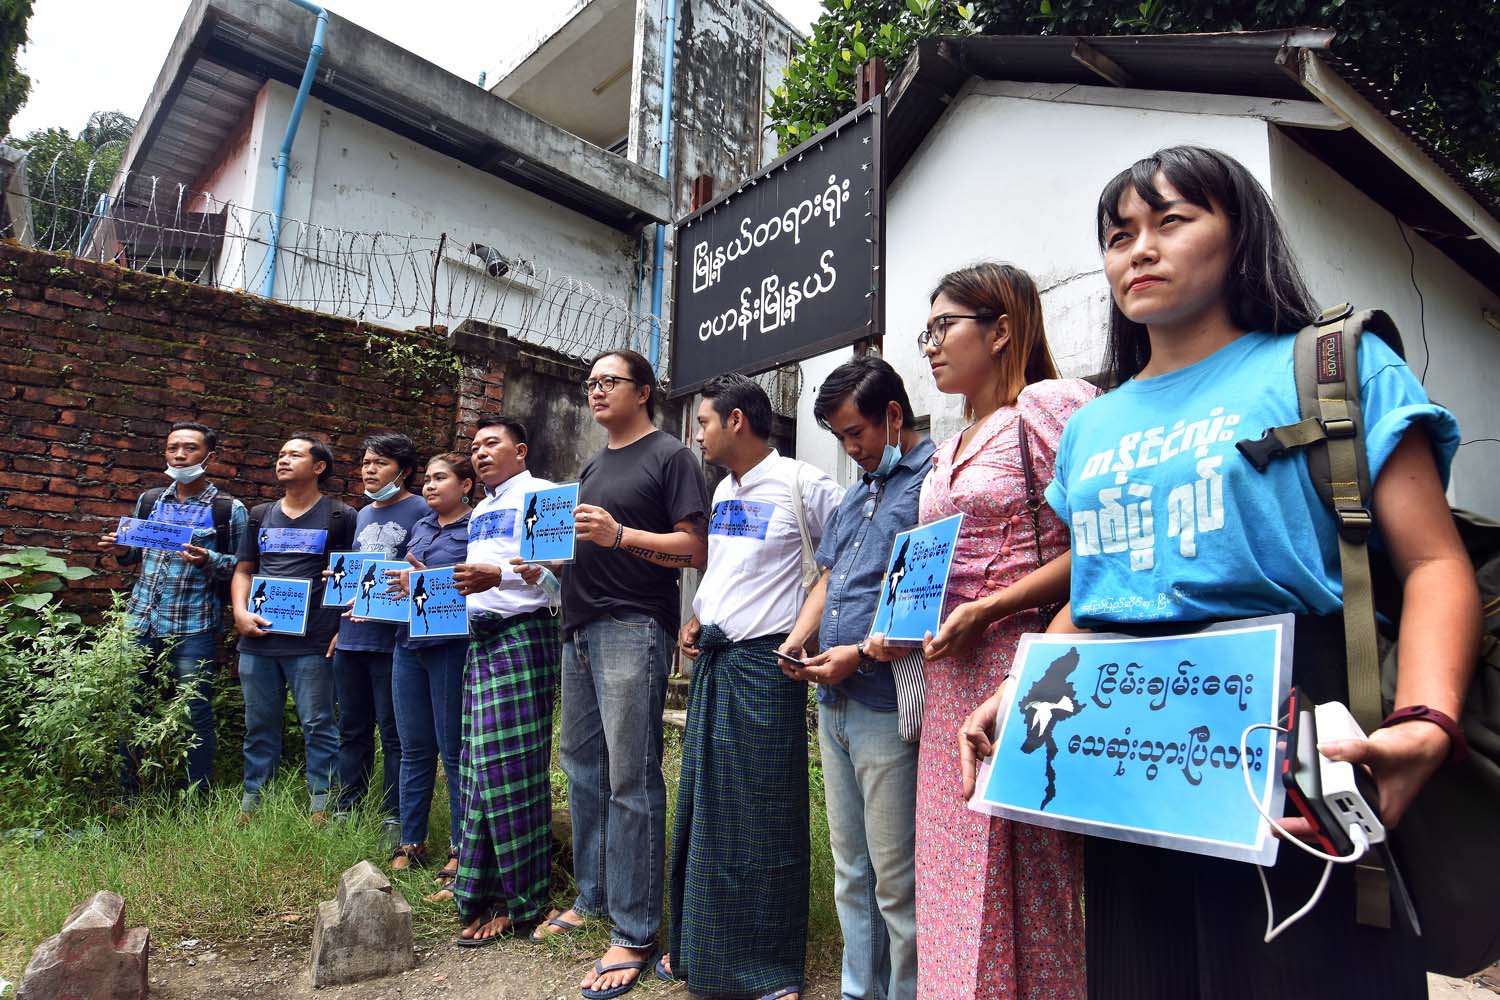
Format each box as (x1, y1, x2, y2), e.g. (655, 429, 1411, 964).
(769, 0, 1500, 198)
(11, 109, 135, 250)
(0, 0, 34, 139)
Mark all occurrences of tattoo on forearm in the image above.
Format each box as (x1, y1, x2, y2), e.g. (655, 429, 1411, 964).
(624, 545, 692, 566)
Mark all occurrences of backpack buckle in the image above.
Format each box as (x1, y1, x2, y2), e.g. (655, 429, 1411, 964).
(1235, 429, 1285, 472)
(1322, 417, 1357, 439)
(1335, 505, 1373, 542)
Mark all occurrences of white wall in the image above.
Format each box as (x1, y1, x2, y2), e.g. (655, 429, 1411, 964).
(797, 84, 1273, 480)
(1269, 131, 1500, 514)
(207, 81, 641, 354)
(795, 85, 1500, 520)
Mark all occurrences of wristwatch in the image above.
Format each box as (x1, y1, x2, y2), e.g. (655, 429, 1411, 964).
(854, 640, 876, 676)
(1379, 705, 1470, 765)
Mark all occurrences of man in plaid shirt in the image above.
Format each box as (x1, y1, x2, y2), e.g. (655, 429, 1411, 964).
(100, 421, 248, 793)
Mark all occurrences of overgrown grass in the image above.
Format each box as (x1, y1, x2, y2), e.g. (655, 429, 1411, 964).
(0, 709, 844, 984)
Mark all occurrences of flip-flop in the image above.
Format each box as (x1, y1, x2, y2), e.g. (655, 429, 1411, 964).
(654, 955, 676, 982)
(759, 986, 803, 1000)
(455, 911, 510, 949)
(580, 959, 647, 1000)
(529, 911, 582, 943)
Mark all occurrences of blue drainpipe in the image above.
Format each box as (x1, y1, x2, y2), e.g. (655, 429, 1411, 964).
(647, 0, 679, 370)
(260, 0, 328, 300)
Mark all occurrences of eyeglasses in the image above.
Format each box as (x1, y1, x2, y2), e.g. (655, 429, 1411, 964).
(916, 313, 995, 350)
(582, 375, 639, 395)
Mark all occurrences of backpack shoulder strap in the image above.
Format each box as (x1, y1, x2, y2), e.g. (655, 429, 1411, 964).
(329, 502, 356, 551)
(210, 495, 235, 553)
(781, 460, 819, 593)
(1234, 303, 1399, 729)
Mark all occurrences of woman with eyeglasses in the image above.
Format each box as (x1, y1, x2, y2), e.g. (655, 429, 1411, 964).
(910, 262, 1096, 1000)
(537, 349, 711, 1000)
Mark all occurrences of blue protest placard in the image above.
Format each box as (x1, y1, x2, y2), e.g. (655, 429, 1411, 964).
(247, 575, 311, 636)
(151, 502, 214, 531)
(116, 516, 193, 552)
(867, 513, 963, 644)
(519, 483, 579, 563)
(321, 551, 373, 607)
(970, 615, 1294, 865)
(407, 567, 469, 638)
(351, 559, 410, 623)
(257, 527, 328, 554)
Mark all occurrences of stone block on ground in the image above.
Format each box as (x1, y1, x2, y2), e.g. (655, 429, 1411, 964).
(309, 860, 414, 988)
(17, 890, 148, 1000)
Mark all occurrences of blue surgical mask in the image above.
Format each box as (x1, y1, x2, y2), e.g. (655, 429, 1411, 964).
(538, 567, 562, 604)
(364, 480, 402, 502)
(871, 413, 901, 478)
(164, 463, 207, 484)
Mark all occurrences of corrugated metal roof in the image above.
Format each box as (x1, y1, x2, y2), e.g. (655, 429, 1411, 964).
(886, 29, 1500, 297)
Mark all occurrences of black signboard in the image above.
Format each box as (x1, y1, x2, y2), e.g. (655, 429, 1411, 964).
(668, 98, 884, 397)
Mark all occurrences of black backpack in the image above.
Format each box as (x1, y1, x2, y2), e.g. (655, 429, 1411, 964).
(1237, 303, 1500, 976)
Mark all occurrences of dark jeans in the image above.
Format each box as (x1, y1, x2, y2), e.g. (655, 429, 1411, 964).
(392, 640, 465, 847)
(122, 629, 217, 794)
(333, 648, 401, 816)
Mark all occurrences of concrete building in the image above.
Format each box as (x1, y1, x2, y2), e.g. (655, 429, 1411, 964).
(93, 0, 800, 376)
(793, 30, 1500, 516)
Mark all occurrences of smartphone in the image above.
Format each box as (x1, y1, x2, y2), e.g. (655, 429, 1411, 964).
(773, 649, 807, 667)
(1280, 687, 1353, 856)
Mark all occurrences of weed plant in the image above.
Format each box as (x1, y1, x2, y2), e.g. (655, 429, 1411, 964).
(0, 598, 193, 832)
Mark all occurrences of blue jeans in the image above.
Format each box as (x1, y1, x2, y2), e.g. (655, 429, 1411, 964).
(238, 651, 339, 812)
(820, 694, 919, 1000)
(560, 611, 671, 950)
(333, 649, 401, 816)
(123, 629, 218, 793)
(392, 640, 465, 847)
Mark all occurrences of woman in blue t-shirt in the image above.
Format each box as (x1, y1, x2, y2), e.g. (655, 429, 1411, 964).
(959, 146, 1479, 998)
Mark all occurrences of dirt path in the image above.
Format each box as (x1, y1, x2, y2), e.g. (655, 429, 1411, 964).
(148, 924, 844, 1000)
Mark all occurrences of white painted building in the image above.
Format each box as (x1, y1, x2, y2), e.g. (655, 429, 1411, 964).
(794, 32, 1500, 516)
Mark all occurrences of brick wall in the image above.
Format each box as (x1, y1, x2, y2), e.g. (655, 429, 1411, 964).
(0, 243, 488, 611)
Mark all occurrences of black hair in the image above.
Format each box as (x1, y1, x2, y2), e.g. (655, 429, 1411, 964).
(1096, 145, 1319, 387)
(591, 349, 658, 420)
(361, 431, 419, 485)
(167, 420, 217, 453)
(700, 372, 773, 439)
(287, 432, 335, 485)
(813, 354, 916, 431)
(474, 414, 528, 448)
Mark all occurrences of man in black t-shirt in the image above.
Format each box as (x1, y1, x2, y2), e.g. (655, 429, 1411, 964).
(533, 350, 708, 999)
(230, 434, 356, 824)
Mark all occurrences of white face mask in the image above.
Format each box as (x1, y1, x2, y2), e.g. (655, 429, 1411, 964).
(164, 463, 207, 484)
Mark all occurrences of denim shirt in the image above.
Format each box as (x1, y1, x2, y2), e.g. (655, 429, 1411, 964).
(814, 436, 935, 711)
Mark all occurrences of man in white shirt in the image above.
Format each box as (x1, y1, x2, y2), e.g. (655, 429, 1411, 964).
(663, 374, 841, 1000)
(444, 415, 560, 947)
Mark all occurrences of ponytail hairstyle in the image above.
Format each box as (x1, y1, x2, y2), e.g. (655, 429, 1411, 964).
(929, 261, 1059, 414)
(1095, 146, 1320, 387)
(427, 452, 476, 502)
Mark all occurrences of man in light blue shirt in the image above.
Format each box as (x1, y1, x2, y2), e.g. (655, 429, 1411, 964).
(778, 356, 933, 1000)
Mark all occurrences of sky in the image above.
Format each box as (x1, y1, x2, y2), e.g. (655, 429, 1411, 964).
(8, 0, 824, 139)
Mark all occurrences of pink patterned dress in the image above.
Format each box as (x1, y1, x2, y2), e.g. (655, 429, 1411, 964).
(914, 378, 1096, 1000)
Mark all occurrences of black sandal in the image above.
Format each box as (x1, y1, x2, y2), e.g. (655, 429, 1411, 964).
(434, 846, 459, 884)
(390, 843, 428, 870)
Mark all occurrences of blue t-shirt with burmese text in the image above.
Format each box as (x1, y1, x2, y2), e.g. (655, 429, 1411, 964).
(1045, 332, 1458, 627)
